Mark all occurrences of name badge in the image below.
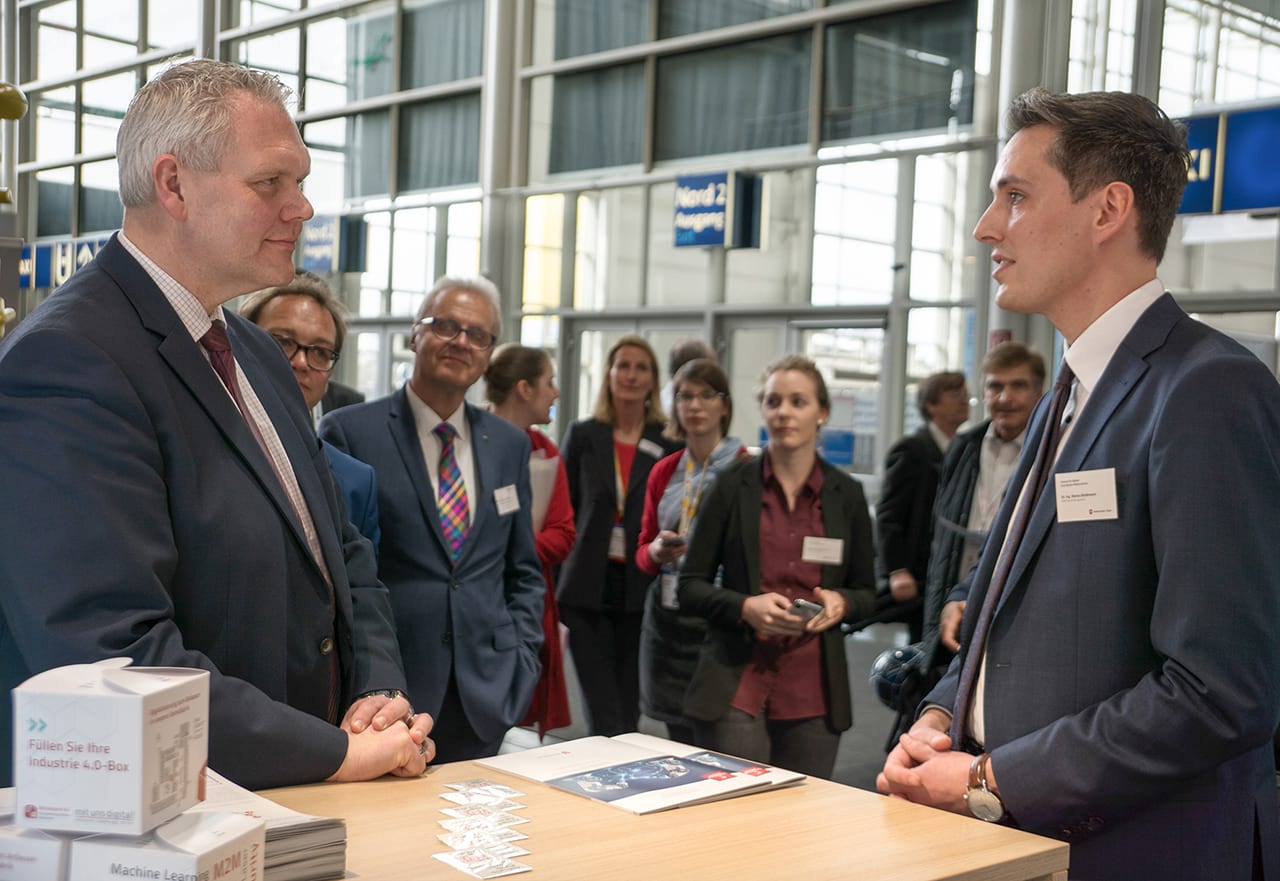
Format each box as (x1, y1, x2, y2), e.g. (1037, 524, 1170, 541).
(660, 571, 679, 610)
(638, 439, 665, 460)
(801, 536, 843, 565)
(494, 484, 520, 516)
(608, 524, 627, 562)
(1054, 468, 1118, 522)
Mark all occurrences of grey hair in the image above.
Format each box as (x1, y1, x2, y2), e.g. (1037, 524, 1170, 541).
(116, 59, 294, 208)
(414, 275, 504, 341)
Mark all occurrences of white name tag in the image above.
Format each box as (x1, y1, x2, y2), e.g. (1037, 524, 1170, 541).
(493, 484, 520, 516)
(608, 524, 627, 562)
(801, 536, 843, 565)
(638, 439, 665, 460)
(660, 571, 679, 610)
(1054, 468, 1118, 522)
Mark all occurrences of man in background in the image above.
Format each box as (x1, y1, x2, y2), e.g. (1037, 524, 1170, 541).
(241, 271, 381, 549)
(321, 276, 545, 762)
(921, 342, 1044, 674)
(875, 371, 970, 642)
(0, 59, 430, 789)
(660, 338, 716, 416)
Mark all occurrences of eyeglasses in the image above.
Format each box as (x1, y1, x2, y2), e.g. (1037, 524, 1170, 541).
(416, 315, 497, 350)
(271, 334, 339, 371)
(675, 390, 726, 404)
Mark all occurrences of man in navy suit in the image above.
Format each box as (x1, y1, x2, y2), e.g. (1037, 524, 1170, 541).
(320, 276, 544, 762)
(240, 271, 381, 550)
(879, 89, 1280, 880)
(0, 60, 431, 789)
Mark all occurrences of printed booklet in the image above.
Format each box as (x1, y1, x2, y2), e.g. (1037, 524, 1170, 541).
(474, 733, 804, 814)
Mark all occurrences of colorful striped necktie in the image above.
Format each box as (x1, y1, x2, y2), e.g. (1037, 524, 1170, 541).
(434, 422, 469, 561)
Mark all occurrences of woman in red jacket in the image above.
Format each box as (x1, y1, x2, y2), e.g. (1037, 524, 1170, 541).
(485, 344, 575, 737)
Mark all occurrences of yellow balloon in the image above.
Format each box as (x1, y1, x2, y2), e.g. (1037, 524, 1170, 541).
(0, 82, 28, 121)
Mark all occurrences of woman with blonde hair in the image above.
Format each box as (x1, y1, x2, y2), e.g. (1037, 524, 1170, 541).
(558, 336, 680, 735)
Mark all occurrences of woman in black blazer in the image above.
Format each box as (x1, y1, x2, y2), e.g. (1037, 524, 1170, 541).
(558, 335, 680, 735)
(678, 355, 876, 778)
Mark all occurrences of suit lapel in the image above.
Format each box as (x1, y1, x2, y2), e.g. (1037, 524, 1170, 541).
(458, 404, 493, 565)
(998, 295, 1178, 607)
(387, 386, 451, 557)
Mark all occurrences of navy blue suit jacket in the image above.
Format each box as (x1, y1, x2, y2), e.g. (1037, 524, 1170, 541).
(0, 235, 404, 789)
(324, 441, 382, 554)
(928, 294, 1280, 880)
(319, 390, 544, 743)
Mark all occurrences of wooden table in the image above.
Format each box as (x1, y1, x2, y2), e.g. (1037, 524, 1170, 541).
(262, 759, 1067, 881)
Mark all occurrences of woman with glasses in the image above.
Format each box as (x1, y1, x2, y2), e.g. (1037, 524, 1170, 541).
(484, 344, 575, 740)
(678, 356, 876, 778)
(557, 336, 680, 736)
(634, 358, 746, 745)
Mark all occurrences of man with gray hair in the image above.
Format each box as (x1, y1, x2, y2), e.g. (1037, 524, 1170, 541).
(320, 276, 545, 762)
(0, 59, 431, 789)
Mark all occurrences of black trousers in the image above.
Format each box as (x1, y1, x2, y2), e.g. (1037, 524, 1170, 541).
(560, 604, 643, 736)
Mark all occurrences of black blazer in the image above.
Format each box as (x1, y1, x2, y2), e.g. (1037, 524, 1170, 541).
(678, 455, 877, 731)
(557, 419, 680, 612)
(875, 424, 944, 584)
(319, 380, 364, 415)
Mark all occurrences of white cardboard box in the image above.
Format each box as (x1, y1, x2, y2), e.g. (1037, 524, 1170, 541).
(68, 811, 264, 881)
(14, 659, 209, 835)
(0, 825, 71, 881)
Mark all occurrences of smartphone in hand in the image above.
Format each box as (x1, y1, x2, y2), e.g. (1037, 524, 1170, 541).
(791, 598, 824, 621)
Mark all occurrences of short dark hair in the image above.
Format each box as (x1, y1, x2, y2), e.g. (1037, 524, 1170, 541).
(917, 371, 966, 422)
(981, 342, 1046, 390)
(666, 358, 732, 440)
(1007, 87, 1190, 262)
(667, 339, 716, 379)
(239, 269, 348, 352)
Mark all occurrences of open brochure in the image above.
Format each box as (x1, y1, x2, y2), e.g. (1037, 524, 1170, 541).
(474, 732, 804, 814)
(188, 770, 346, 881)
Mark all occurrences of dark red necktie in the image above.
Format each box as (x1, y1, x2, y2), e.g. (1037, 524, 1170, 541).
(949, 362, 1075, 746)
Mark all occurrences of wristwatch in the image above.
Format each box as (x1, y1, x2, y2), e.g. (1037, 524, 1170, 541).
(964, 752, 1005, 822)
(359, 689, 414, 716)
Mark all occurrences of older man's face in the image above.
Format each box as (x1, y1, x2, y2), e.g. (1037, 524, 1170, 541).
(984, 363, 1041, 442)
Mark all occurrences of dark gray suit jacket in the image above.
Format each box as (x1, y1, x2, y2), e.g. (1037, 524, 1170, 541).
(0, 235, 404, 789)
(928, 295, 1280, 880)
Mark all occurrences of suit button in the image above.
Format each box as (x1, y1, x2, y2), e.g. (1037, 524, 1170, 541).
(319, 636, 334, 655)
(442, 631, 453, 644)
(450, 580, 460, 589)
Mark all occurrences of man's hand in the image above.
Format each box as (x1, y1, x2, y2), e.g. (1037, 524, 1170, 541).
(876, 708, 971, 813)
(940, 599, 967, 651)
(889, 570, 919, 602)
(326, 717, 435, 782)
(342, 693, 413, 734)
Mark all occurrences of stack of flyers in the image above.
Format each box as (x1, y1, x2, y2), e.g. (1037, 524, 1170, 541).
(434, 780, 532, 878)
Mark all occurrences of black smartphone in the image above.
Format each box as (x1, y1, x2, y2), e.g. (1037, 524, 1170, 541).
(661, 535, 688, 548)
(791, 598, 823, 621)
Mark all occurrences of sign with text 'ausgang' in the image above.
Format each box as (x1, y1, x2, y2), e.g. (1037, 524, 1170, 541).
(673, 172, 760, 248)
(1178, 103, 1280, 215)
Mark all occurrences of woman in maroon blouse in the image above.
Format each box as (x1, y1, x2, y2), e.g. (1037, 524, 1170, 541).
(678, 355, 877, 778)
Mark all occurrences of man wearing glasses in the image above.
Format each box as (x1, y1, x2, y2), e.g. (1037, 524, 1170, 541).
(240, 271, 381, 551)
(320, 276, 545, 762)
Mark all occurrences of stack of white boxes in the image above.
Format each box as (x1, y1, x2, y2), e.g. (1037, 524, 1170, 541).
(6, 659, 265, 881)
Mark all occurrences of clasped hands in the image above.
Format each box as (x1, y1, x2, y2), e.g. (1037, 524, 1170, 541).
(740, 587, 846, 637)
(327, 693, 436, 782)
(875, 708, 976, 814)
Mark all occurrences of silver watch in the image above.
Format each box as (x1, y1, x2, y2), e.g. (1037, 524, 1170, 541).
(964, 752, 1005, 822)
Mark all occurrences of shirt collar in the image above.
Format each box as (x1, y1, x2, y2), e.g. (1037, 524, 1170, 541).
(118, 231, 224, 342)
(762, 449, 825, 496)
(927, 420, 952, 453)
(983, 420, 1026, 450)
(406, 384, 469, 442)
(1064, 278, 1164, 399)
